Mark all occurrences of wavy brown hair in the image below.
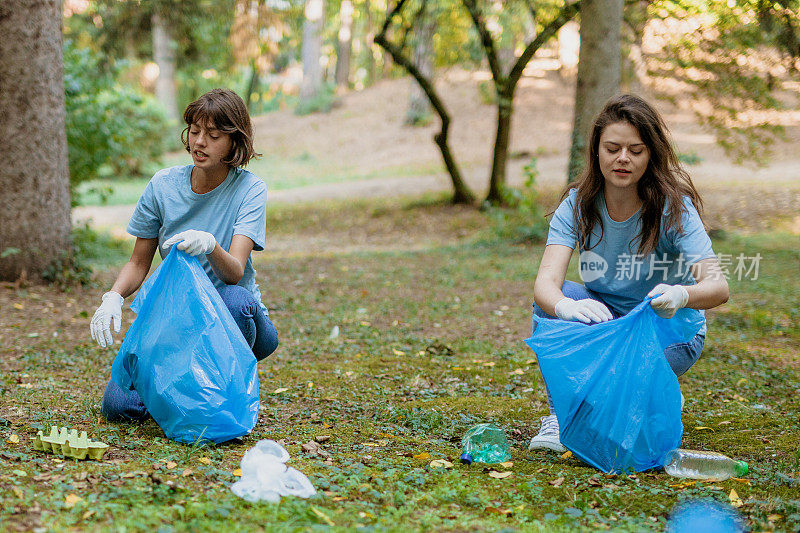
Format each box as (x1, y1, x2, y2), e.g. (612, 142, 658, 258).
(566, 94, 703, 256)
(181, 88, 261, 168)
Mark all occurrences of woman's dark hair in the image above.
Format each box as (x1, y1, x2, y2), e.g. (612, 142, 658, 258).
(181, 88, 260, 168)
(566, 93, 703, 256)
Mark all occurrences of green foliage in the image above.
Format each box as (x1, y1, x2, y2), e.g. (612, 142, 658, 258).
(483, 156, 548, 243)
(645, 0, 797, 164)
(678, 151, 703, 165)
(64, 41, 170, 202)
(477, 80, 497, 105)
(294, 82, 338, 115)
(42, 223, 131, 289)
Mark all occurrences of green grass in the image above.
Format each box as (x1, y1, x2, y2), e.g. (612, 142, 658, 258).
(75, 152, 444, 207)
(0, 198, 798, 531)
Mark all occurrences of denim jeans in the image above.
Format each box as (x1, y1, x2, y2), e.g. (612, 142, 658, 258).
(100, 285, 278, 422)
(534, 280, 705, 412)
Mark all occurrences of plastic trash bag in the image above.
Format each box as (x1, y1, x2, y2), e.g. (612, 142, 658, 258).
(525, 298, 704, 473)
(110, 248, 259, 444)
(231, 440, 317, 503)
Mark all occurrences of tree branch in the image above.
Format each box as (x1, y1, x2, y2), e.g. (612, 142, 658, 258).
(506, 0, 581, 95)
(375, 0, 476, 204)
(462, 0, 503, 83)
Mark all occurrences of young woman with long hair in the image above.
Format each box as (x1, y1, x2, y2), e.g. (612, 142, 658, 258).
(528, 94, 729, 452)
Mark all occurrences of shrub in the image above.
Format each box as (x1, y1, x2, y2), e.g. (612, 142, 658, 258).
(64, 41, 169, 203)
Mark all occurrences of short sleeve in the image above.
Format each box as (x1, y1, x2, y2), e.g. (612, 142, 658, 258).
(546, 190, 578, 249)
(670, 197, 715, 266)
(233, 180, 267, 251)
(126, 180, 161, 238)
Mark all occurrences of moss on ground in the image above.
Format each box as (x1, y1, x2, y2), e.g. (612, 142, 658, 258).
(0, 198, 798, 531)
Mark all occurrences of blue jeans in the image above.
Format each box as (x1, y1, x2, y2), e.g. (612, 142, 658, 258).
(534, 281, 705, 412)
(101, 285, 278, 422)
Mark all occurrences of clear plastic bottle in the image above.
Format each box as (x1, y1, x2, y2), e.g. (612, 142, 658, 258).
(664, 449, 748, 481)
(459, 423, 510, 465)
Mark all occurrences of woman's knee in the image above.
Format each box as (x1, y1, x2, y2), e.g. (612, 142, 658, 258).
(217, 285, 258, 319)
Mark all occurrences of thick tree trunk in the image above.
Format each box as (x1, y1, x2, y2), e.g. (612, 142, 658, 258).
(152, 12, 179, 123)
(485, 97, 513, 204)
(300, 0, 326, 100)
(405, 1, 434, 125)
(567, 0, 623, 182)
(335, 0, 354, 87)
(0, 0, 71, 282)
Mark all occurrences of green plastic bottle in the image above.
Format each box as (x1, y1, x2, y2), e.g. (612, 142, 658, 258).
(460, 423, 510, 464)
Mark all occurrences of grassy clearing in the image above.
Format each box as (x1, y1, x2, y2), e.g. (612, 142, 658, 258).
(1, 197, 798, 531)
(75, 152, 445, 207)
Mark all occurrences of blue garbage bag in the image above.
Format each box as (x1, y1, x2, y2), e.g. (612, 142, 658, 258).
(110, 248, 259, 444)
(524, 298, 704, 473)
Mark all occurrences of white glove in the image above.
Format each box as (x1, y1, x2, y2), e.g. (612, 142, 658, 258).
(163, 230, 216, 256)
(554, 297, 613, 324)
(647, 283, 689, 319)
(90, 291, 124, 348)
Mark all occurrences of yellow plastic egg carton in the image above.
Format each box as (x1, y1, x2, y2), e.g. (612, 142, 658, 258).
(33, 426, 109, 460)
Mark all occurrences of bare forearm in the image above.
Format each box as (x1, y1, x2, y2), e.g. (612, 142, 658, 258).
(110, 261, 151, 299)
(208, 244, 245, 285)
(685, 278, 729, 310)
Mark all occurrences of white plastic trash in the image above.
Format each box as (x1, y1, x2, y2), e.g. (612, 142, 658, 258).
(231, 439, 317, 503)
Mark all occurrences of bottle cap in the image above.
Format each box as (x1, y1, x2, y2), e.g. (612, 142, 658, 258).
(734, 460, 748, 476)
(460, 453, 473, 465)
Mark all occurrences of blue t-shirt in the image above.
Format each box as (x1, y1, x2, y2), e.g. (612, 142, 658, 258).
(547, 189, 715, 332)
(127, 165, 268, 312)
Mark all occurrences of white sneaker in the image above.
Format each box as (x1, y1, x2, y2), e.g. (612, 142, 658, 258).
(528, 414, 566, 452)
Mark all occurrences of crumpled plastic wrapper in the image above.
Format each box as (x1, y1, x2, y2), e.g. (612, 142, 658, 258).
(230, 440, 317, 503)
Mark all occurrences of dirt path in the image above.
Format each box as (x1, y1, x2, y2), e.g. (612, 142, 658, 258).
(72, 66, 800, 241)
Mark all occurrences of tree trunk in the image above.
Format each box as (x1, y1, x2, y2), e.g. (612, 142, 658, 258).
(152, 11, 179, 123)
(335, 0, 354, 87)
(405, 1, 434, 125)
(0, 0, 71, 282)
(244, 59, 260, 113)
(300, 0, 326, 100)
(363, 0, 376, 85)
(567, 0, 623, 182)
(485, 96, 513, 204)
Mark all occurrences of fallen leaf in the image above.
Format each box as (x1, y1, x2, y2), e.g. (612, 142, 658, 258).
(732, 478, 751, 485)
(482, 361, 496, 367)
(694, 426, 714, 431)
(392, 349, 406, 356)
(198, 457, 211, 465)
(12, 470, 27, 477)
(65, 493, 83, 509)
(717, 420, 732, 425)
(13, 303, 23, 310)
(315, 435, 331, 443)
(588, 477, 602, 487)
(11, 486, 23, 498)
(767, 514, 783, 522)
(549, 476, 565, 487)
(560, 450, 573, 459)
(232, 468, 242, 477)
(413, 452, 431, 460)
(165, 461, 177, 470)
(485, 506, 513, 516)
(332, 496, 347, 501)
(729, 489, 743, 508)
(429, 460, 453, 468)
(358, 511, 374, 519)
(498, 461, 513, 468)
(488, 471, 512, 479)
(182, 469, 193, 477)
(736, 378, 748, 386)
(508, 369, 525, 375)
(82, 510, 96, 520)
(310, 506, 335, 526)
(273, 387, 289, 394)
(6, 434, 19, 444)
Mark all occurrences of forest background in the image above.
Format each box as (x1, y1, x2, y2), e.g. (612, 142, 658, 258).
(0, 0, 799, 531)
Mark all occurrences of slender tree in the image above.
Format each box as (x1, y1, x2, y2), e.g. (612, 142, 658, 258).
(336, 0, 355, 87)
(463, 0, 581, 204)
(375, 0, 476, 204)
(566, 0, 623, 182)
(152, 10, 180, 123)
(405, 0, 435, 125)
(301, 0, 326, 101)
(0, 0, 72, 282)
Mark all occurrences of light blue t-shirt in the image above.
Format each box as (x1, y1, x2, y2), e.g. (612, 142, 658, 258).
(127, 165, 268, 311)
(547, 189, 715, 332)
